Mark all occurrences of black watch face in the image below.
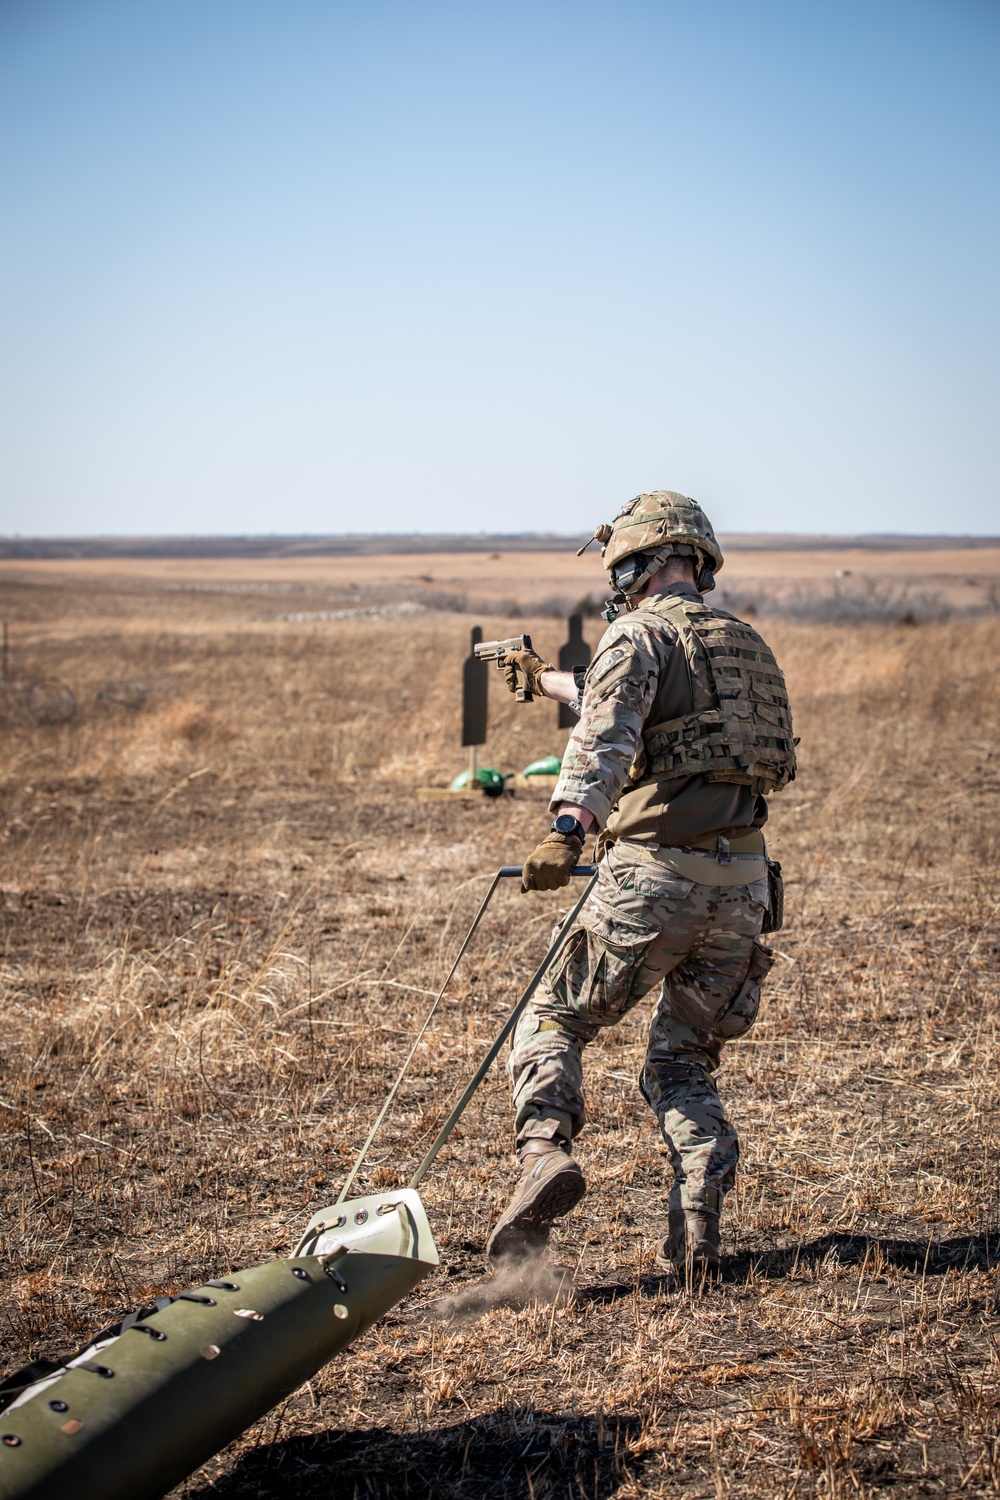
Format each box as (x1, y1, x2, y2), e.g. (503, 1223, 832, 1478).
(553, 814, 580, 836)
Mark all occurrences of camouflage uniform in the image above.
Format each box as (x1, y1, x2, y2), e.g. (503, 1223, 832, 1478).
(509, 842, 772, 1217)
(507, 583, 779, 1223)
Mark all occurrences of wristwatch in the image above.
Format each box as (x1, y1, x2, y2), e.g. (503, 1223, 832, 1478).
(550, 813, 586, 841)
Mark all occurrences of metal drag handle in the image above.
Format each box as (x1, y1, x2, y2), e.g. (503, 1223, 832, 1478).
(409, 869, 599, 1189)
(337, 865, 600, 1204)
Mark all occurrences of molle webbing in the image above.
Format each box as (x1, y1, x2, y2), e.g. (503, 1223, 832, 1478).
(637, 597, 796, 794)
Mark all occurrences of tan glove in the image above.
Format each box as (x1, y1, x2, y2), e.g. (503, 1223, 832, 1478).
(501, 646, 553, 698)
(521, 833, 583, 892)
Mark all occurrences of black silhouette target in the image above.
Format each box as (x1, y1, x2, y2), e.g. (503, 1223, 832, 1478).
(461, 626, 488, 747)
(557, 614, 591, 729)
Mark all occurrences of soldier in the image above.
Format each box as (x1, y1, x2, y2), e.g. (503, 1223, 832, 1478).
(486, 492, 795, 1284)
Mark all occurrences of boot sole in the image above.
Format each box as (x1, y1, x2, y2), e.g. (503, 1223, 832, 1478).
(486, 1164, 586, 1264)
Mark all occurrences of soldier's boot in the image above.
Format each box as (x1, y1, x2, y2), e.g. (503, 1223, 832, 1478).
(682, 1210, 722, 1286)
(485, 1138, 585, 1266)
(653, 1202, 687, 1279)
(654, 1210, 721, 1289)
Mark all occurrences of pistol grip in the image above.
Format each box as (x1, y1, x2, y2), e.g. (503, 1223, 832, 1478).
(515, 687, 533, 703)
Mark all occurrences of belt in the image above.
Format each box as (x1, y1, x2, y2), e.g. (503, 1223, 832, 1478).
(618, 830, 768, 887)
(683, 830, 765, 857)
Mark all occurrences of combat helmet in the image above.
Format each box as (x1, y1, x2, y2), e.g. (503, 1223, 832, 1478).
(580, 491, 723, 616)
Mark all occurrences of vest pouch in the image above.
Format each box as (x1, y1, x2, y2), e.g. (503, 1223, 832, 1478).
(635, 595, 797, 794)
(716, 939, 774, 1040)
(761, 859, 784, 934)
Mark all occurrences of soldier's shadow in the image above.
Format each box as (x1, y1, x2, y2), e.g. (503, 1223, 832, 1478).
(578, 1231, 1000, 1305)
(193, 1408, 642, 1499)
(725, 1230, 1000, 1280)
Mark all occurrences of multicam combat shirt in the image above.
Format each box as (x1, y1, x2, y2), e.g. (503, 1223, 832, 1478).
(550, 583, 768, 847)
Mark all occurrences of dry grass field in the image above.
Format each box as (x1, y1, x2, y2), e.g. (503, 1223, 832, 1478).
(1, 550, 999, 1498)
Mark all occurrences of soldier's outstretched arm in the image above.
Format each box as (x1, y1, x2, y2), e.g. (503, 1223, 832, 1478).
(536, 668, 579, 704)
(521, 620, 663, 892)
(547, 620, 661, 830)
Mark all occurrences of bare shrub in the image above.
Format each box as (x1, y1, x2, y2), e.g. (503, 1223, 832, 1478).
(717, 579, 953, 625)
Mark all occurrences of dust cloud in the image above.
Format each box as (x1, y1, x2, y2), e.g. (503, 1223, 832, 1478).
(430, 1252, 575, 1324)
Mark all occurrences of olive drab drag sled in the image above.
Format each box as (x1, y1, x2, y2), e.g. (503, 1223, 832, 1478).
(0, 866, 597, 1500)
(0, 1192, 437, 1500)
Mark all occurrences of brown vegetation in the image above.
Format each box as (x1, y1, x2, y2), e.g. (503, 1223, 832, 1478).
(1, 565, 999, 1497)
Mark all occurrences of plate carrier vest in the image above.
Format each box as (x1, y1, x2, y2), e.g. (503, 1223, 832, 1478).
(629, 595, 796, 795)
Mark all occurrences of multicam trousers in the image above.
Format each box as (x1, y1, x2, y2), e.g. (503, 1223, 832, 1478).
(508, 840, 774, 1216)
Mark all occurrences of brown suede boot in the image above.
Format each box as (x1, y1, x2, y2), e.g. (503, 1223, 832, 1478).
(653, 1202, 687, 1278)
(654, 1210, 721, 1288)
(485, 1139, 585, 1265)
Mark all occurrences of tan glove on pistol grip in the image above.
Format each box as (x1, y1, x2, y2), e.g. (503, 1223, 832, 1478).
(474, 633, 553, 702)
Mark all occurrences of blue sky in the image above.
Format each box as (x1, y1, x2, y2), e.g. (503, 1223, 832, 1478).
(1, 0, 997, 537)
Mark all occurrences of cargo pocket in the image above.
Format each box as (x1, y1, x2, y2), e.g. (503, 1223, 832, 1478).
(716, 939, 774, 1039)
(548, 905, 657, 1021)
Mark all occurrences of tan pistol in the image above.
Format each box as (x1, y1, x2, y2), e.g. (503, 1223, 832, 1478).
(474, 633, 535, 702)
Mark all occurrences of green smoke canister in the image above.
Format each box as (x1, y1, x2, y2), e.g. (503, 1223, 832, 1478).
(521, 755, 562, 777)
(449, 767, 507, 795)
(0, 1189, 437, 1500)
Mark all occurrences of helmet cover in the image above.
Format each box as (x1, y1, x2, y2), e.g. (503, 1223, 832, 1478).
(602, 492, 724, 579)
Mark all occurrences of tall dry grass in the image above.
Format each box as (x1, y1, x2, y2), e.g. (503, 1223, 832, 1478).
(1, 575, 999, 1497)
